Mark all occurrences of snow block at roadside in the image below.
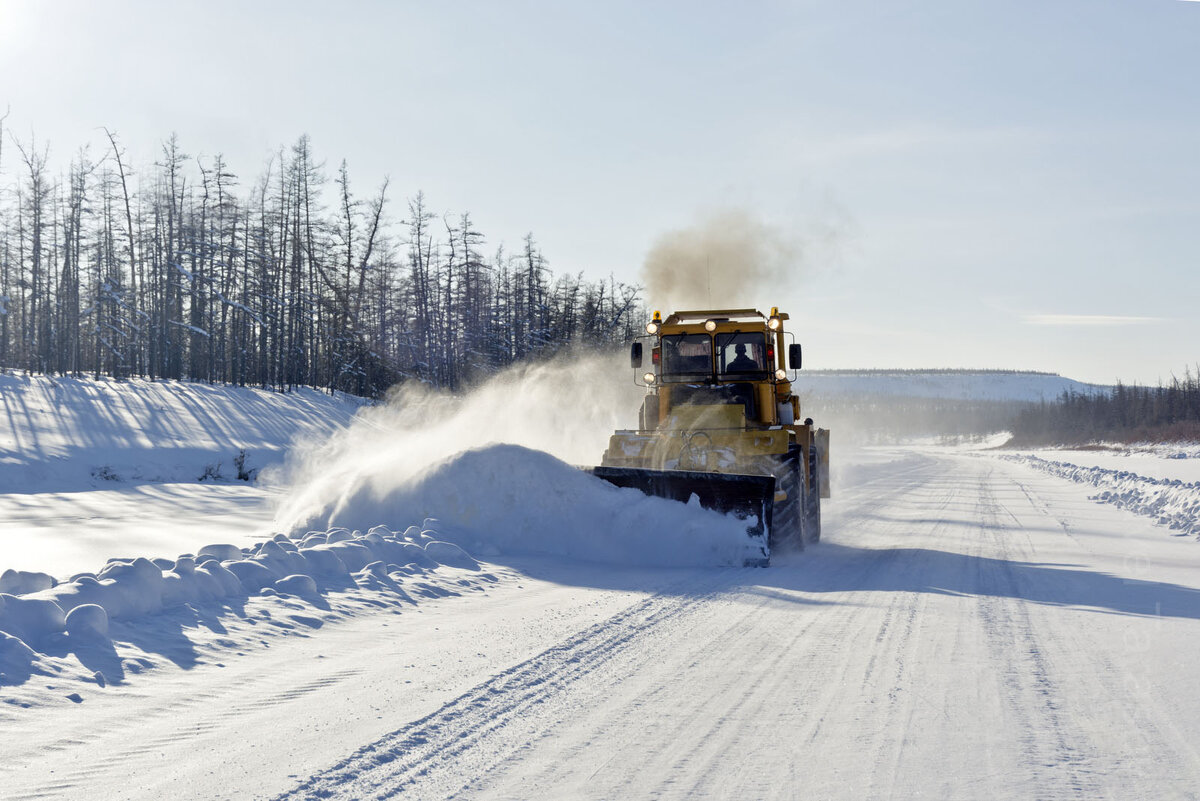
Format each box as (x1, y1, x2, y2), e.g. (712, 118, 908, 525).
(1006, 454, 1200, 538)
(0, 523, 475, 647)
(295, 443, 761, 568)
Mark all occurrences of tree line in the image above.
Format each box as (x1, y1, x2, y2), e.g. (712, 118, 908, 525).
(0, 122, 642, 397)
(1008, 369, 1200, 445)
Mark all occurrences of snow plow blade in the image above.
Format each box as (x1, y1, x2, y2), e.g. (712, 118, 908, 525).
(585, 466, 774, 566)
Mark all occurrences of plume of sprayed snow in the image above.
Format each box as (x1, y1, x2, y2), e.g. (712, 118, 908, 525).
(271, 349, 646, 534)
(640, 208, 809, 311)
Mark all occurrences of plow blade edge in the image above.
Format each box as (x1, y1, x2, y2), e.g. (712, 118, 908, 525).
(585, 466, 775, 566)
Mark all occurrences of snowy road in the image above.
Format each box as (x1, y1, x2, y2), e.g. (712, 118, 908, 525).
(6, 448, 1200, 800)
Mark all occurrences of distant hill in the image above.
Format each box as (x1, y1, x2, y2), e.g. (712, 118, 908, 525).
(795, 370, 1110, 404)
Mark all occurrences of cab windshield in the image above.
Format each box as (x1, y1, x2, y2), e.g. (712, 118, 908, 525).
(716, 332, 769, 380)
(661, 334, 713, 381)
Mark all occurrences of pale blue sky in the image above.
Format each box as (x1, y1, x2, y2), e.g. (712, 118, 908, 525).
(1, 0, 1196, 384)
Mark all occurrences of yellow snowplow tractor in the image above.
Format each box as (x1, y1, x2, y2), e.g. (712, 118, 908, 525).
(589, 308, 830, 566)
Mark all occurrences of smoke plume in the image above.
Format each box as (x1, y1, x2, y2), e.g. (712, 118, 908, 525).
(640, 208, 809, 311)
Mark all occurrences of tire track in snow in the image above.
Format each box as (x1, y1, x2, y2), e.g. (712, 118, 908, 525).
(972, 467, 1102, 800)
(275, 570, 743, 800)
(995, 466, 1200, 799)
(2, 666, 365, 800)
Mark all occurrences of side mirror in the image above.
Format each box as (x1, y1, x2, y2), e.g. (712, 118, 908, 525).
(631, 342, 643, 368)
(789, 343, 802, 370)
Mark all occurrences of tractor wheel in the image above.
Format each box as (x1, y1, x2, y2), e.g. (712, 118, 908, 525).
(805, 445, 822, 545)
(769, 449, 806, 554)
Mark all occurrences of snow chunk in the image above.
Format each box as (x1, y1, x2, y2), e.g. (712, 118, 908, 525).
(0, 593, 67, 641)
(198, 544, 244, 562)
(424, 541, 479, 571)
(0, 569, 57, 596)
(225, 560, 280, 593)
(65, 604, 109, 639)
(275, 574, 319, 596)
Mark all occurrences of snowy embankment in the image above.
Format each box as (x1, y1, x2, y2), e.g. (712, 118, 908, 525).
(0, 373, 368, 575)
(1003, 451, 1200, 539)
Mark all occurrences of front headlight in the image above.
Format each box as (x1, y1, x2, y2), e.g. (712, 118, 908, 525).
(775, 368, 787, 380)
(704, 319, 717, 332)
(643, 372, 656, 384)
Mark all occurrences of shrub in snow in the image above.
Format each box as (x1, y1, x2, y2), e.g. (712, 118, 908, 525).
(198, 461, 224, 481)
(65, 604, 109, 639)
(0, 569, 57, 596)
(424, 541, 479, 570)
(274, 574, 318, 596)
(198, 544, 244, 562)
(90, 465, 121, 481)
(234, 448, 258, 481)
(0, 593, 67, 641)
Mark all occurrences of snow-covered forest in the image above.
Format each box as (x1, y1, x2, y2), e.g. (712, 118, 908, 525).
(1009, 369, 1200, 445)
(0, 124, 643, 397)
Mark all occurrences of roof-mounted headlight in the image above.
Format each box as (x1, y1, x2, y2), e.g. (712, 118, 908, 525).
(775, 368, 788, 380)
(643, 372, 656, 384)
(768, 316, 781, 331)
(704, 319, 717, 332)
(645, 321, 659, 335)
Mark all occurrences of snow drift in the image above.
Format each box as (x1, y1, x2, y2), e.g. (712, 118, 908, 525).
(0, 521, 479, 650)
(1007, 454, 1200, 538)
(290, 443, 759, 567)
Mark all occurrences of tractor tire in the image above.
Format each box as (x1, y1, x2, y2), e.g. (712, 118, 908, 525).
(768, 448, 806, 554)
(805, 444, 822, 545)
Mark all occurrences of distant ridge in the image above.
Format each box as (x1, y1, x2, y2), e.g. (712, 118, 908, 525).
(804, 368, 1062, 376)
(796, 369, 1110, 403)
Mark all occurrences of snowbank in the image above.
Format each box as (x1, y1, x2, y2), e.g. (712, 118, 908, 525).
(0, 375, 369, 575)
(1005, 454, 1200, 538)
(0, 373, 366, 492)
(0, 521, 480, 653)
(295, 444, 761, 568)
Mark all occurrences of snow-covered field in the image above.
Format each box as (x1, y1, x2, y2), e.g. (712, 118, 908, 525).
(0, 374, 367, 575)
(4, 372, 1200, 799)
